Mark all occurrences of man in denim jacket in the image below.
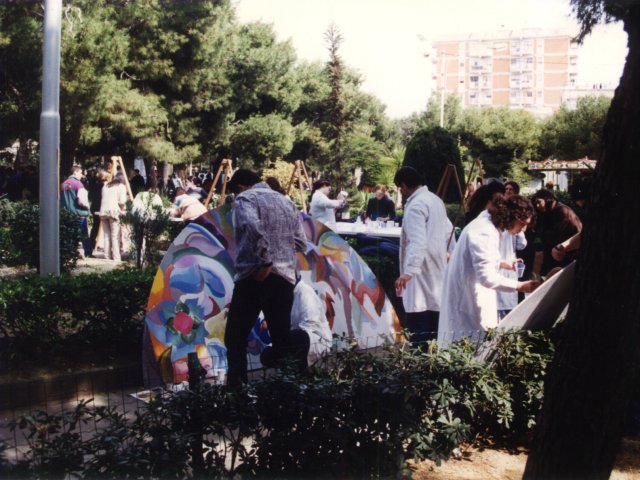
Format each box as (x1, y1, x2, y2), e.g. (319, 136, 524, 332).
(224, 169, 307, 387)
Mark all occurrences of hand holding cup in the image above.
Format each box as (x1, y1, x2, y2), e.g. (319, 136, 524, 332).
(515, 260, 525, 278)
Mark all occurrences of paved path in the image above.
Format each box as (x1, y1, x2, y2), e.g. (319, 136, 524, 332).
(0, 252, 129, 278)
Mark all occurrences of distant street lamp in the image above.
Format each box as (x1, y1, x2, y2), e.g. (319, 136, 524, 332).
(439, 51, 446, 128)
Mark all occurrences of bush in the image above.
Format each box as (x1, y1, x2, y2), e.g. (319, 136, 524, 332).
(0, 199, 25, 265)
(0, 267, 155, 367)
(484, 329, 555, 439)
(3, 330, 555, 478)
(121, 198, 172, 269)
(0, 227, 19, 265)
(1, 202, 82, 272)
(0, 197, 18, 224)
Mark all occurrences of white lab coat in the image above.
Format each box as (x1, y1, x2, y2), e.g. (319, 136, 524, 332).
(291, 281, 333, 365)
(309, 191, 341, 230)
(438, 210, 519, 347)
(399, 186, 450, 313)
(496, 230, 527, 311)
(132, 191, 164, 219)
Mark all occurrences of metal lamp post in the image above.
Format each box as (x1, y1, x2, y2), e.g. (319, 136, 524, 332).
(39, 0, 62, 276)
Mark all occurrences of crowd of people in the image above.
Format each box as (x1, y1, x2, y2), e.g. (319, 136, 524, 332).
(55, 161, 220, 261)
(0, 165, 39, 201)
(212, 165, 585, 387)
(5, 159, 584, 385)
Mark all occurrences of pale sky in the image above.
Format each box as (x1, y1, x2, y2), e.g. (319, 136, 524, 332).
(234, 0, 628, 118)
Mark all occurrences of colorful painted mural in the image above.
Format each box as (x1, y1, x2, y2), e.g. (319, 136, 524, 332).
(143, 204, 400, 386)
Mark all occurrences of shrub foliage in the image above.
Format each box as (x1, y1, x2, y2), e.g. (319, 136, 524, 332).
(3, 330, 554, 478)
(0, 267, 155, 367)
(0, 201, 82, 272)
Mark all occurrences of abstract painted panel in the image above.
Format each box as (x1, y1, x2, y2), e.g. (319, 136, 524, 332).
(143, 204, 400, 386)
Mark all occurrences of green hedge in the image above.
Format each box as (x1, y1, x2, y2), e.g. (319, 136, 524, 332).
(2, 330, 554, 478)
(0, 200, 82, 272)
(0, 267, 155, 368)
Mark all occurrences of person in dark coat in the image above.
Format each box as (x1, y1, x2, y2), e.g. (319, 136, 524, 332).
(130, 169, 146, 197)
(531, 189, 582, 275)
(365, 185, 396, 221)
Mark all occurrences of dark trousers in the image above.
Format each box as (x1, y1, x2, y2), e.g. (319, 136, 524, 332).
(225, 273, 294, 387)
(405, 310, 439, 349)
(78, 217, 91, 257)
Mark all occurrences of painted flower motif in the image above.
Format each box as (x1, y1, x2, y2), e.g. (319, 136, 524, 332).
(173, 311, 194, 335)
(166, 299, 206, 347)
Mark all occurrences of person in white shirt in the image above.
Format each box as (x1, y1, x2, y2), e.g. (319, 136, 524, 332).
(393, 166, 450, 349)
(171, 187, 207, 221)
(438, 194, 539, 348)
(497, 181, 527, 319)
(309, 179, 345, 230)
(98, 176, 128, 261)
(132, 188, 165, 219)
(260, 279, 333, 370)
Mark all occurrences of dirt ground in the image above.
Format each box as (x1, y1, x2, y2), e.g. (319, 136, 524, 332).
(0, 252, 126, 279)
(412, 437, 640, 479)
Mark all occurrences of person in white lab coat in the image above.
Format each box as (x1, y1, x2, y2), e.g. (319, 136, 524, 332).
(438, 194, 539, 348)
(393, 166, 450, 348)
(497, 181, 527, 319)
(309, 179, 345, 230)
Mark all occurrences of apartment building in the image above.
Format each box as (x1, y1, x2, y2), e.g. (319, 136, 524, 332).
(432, 29, 579, 116)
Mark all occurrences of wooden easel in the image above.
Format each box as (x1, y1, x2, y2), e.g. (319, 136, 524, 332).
(436, 164, 466, 204)
(109, 156, 134, 201)
(286, 160, 312, 213)
(465, 158, 485, 200)
(204, 159, 233, 208)
(436, 164, 468, 251)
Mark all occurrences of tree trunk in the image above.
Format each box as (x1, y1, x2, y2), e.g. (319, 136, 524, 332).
(60, 124, 82, 179)
(16, 136, 30, 167)
(524, 8, 640, 479)
(147, 158, 158, 190)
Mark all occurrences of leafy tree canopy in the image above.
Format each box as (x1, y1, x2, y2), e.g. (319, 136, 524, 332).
(539, 95, 610, 160)
(456, 106, 540, 178)
(403, 127, 464, 202)
(230, 113, 295, 169)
